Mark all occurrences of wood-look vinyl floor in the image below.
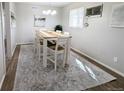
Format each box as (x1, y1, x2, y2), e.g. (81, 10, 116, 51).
(1, 45, 20, 91)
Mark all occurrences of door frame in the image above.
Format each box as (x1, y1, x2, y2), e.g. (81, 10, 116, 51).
(0, 2, 6, 89)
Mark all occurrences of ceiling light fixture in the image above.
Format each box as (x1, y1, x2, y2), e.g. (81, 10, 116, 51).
(42, 10, 57, 15)
(51, 10, 57, 15)
(42, 3, 57, 16)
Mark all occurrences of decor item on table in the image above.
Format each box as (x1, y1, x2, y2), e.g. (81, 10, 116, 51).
(111, 4, 124, 27)
(54, 25, 63, 32)
(34, 16, 46, 27)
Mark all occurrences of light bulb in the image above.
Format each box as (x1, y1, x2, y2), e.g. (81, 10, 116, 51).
(47, 10, 52, 15)
(42, 10, 47, 15)
(51, 10, 57, 15)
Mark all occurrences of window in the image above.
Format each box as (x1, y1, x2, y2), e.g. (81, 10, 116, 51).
(69, 7, 84, 28)
(86, 5, 103, 17)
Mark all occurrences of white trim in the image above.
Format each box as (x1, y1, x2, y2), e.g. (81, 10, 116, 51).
(71, 47, 124, 77)
(12, 46, 16, 57)
(0, 3, 6, 90)
(17, 42, 34, 45)
(0, 73, 5, 89)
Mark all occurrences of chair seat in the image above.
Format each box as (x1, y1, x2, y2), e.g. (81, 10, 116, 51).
(47, 40, 56, 46)
(48, 45, 64, 51)
(40, 41, 43, 45)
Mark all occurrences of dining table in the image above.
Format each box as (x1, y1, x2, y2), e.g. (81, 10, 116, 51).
(35, 30, 72, 67)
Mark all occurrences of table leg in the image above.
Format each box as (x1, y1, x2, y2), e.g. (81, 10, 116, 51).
(43, 39, 47, 67)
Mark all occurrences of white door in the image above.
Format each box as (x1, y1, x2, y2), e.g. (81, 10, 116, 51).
(0, 3, 6, 88)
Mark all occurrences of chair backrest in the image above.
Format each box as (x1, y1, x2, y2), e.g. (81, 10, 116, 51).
(55, 37, 68, 51)
(35, 32, 43, 43)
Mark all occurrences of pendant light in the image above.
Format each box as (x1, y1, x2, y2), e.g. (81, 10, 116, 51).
(42, 3, 57, 15)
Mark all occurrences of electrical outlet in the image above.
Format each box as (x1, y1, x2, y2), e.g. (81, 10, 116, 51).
(114, 57, 118, 62)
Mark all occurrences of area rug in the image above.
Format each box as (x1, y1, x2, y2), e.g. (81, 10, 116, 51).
(13, 45, 116, 91)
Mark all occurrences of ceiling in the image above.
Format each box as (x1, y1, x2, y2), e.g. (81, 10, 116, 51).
(20, 2, 71, 7)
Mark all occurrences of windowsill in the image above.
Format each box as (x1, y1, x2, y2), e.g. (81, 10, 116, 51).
(69, 26, 83, 29)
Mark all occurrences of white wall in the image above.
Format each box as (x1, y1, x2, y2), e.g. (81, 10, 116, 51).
(10, 3, 16, 56)
(4, 2, 16, 58)
(16, 3, 62, 44)
(4, 2, 11, 58)
(62, 2, 124, 75)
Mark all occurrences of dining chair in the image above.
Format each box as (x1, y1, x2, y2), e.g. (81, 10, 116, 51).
(47, 37, 68, 71)
(34, 32, 56, 61)
(34, 33, 43, 61)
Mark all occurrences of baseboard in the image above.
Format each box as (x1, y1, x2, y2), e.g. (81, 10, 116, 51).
(71, 47, 124, 77)
(12, 46, 16, 58)
(17, 42, 33, 45)
(0, 73, 5, 90)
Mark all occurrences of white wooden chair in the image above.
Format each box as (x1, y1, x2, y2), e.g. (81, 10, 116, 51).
(34, 33, 43, 61)
(47, 37, 68, 71)
(34, 32, 56, 61)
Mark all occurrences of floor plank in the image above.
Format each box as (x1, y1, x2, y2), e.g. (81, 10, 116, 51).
(1, 45, 20, 91)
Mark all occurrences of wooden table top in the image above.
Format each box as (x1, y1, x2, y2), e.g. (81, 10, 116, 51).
(36, 30, 72, 39)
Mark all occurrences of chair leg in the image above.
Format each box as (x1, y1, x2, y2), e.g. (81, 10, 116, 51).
(55, 61, 57, 71)
(34, 44, 36, 54)
(38, 44, 41, 61)
(36, 44, 38, 57)
(34, 39, 36, 51)
(34, 43, 36, 59)
(35, 42, 39, 58)
(54, 54, 57, 71)
(63, 50, 66, 67)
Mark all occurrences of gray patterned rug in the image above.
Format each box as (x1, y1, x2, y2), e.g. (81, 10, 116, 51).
(13, 45, 116, 91)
